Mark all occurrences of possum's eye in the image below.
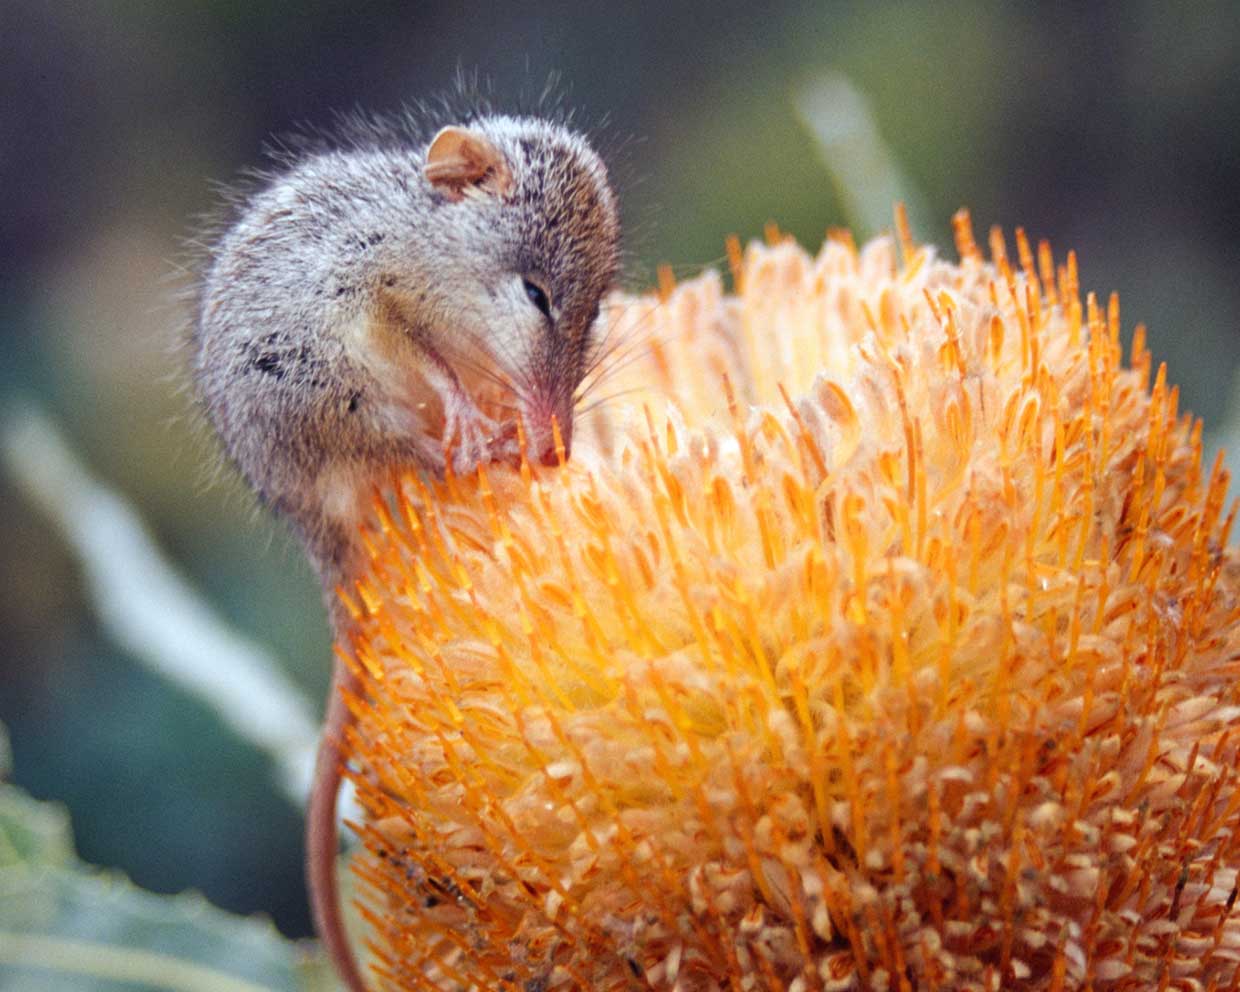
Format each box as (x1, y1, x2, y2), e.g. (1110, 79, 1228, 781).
(522, 279, 552, 320)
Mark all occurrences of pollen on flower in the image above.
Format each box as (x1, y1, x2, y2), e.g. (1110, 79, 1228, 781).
(339, 208, 1240, 991)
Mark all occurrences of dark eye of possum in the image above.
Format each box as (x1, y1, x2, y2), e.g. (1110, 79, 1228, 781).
(523, 278, 552, 319)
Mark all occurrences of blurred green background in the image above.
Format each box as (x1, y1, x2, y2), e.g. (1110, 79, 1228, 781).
(2, 0, 1238, 940)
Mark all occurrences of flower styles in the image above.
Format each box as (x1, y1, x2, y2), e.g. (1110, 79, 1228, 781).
(339, 210, 1240, 991)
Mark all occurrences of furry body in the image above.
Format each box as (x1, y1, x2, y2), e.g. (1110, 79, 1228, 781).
(194, 111, 621, 991)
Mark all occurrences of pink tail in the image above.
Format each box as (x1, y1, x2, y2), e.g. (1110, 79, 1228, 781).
(307, 660, 370, 992)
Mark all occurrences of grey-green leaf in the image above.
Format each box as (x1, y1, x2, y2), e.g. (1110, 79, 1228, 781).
(0, 781, 340, 992)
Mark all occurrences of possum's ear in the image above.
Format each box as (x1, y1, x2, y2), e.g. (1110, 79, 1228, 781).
(424, 126, 513, 201)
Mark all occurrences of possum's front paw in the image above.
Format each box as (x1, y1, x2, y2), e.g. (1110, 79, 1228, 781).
(444, 413, 488, 475)
(484, 420, 522, 469)
(445, 413, 520, 475)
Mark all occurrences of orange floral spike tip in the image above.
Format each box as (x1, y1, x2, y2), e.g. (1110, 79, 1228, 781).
(342, 217, 1240, 991)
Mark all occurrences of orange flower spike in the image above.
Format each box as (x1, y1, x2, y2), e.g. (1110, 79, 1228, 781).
(951, 207, 981, 264)
(1038, 239, 1058, 309)
(1131, 321, 1151, 390)
(725, 233, 744, 292)
(893, 202, 915, 266)
(1064, 250, 1084, 348)
(1027, 280, 1046, 382)
(335, 583, 364, 624)
(987, 223, 1009, 268)
(1015, 226, 1037, 286)
(341, 220, 1240, 990)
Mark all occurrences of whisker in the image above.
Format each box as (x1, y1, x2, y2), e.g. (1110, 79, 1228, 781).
(582, 286, 723, 405)
(574, 387, 647, 419)
(451, 330, 531, 391)
(385, 299, 534, 402)
(624, 254, 728, 285)
(582, 316, 662, 386)
(576, 343, 657, 403)
(476, 396, 522, 413)
(456, 353, 522, 395)
(436, 335, 532, 401)
(585, 301, 661, 376)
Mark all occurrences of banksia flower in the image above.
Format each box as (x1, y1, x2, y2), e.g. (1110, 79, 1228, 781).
(339, 210, 1240, 991)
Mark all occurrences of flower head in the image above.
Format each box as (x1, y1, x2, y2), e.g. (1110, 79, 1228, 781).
(340, 211, 1240, 990)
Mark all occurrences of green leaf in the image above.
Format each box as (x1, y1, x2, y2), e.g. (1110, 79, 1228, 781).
(0, 780, 73, 868)
(0, 722, 11, 780)
(0, 780, 340, 992)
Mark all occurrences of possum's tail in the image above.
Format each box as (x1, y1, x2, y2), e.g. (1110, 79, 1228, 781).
(308, 660, 370, 992)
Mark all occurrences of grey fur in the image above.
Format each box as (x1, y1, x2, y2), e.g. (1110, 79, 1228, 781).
(193, 114, 620, 583)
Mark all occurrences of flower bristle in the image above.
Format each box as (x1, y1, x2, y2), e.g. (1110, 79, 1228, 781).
(341, 209, 1240, 990)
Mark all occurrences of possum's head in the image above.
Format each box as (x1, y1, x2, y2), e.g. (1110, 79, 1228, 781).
(407, 115, 621, 463)
(193, 112, 621, 584)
